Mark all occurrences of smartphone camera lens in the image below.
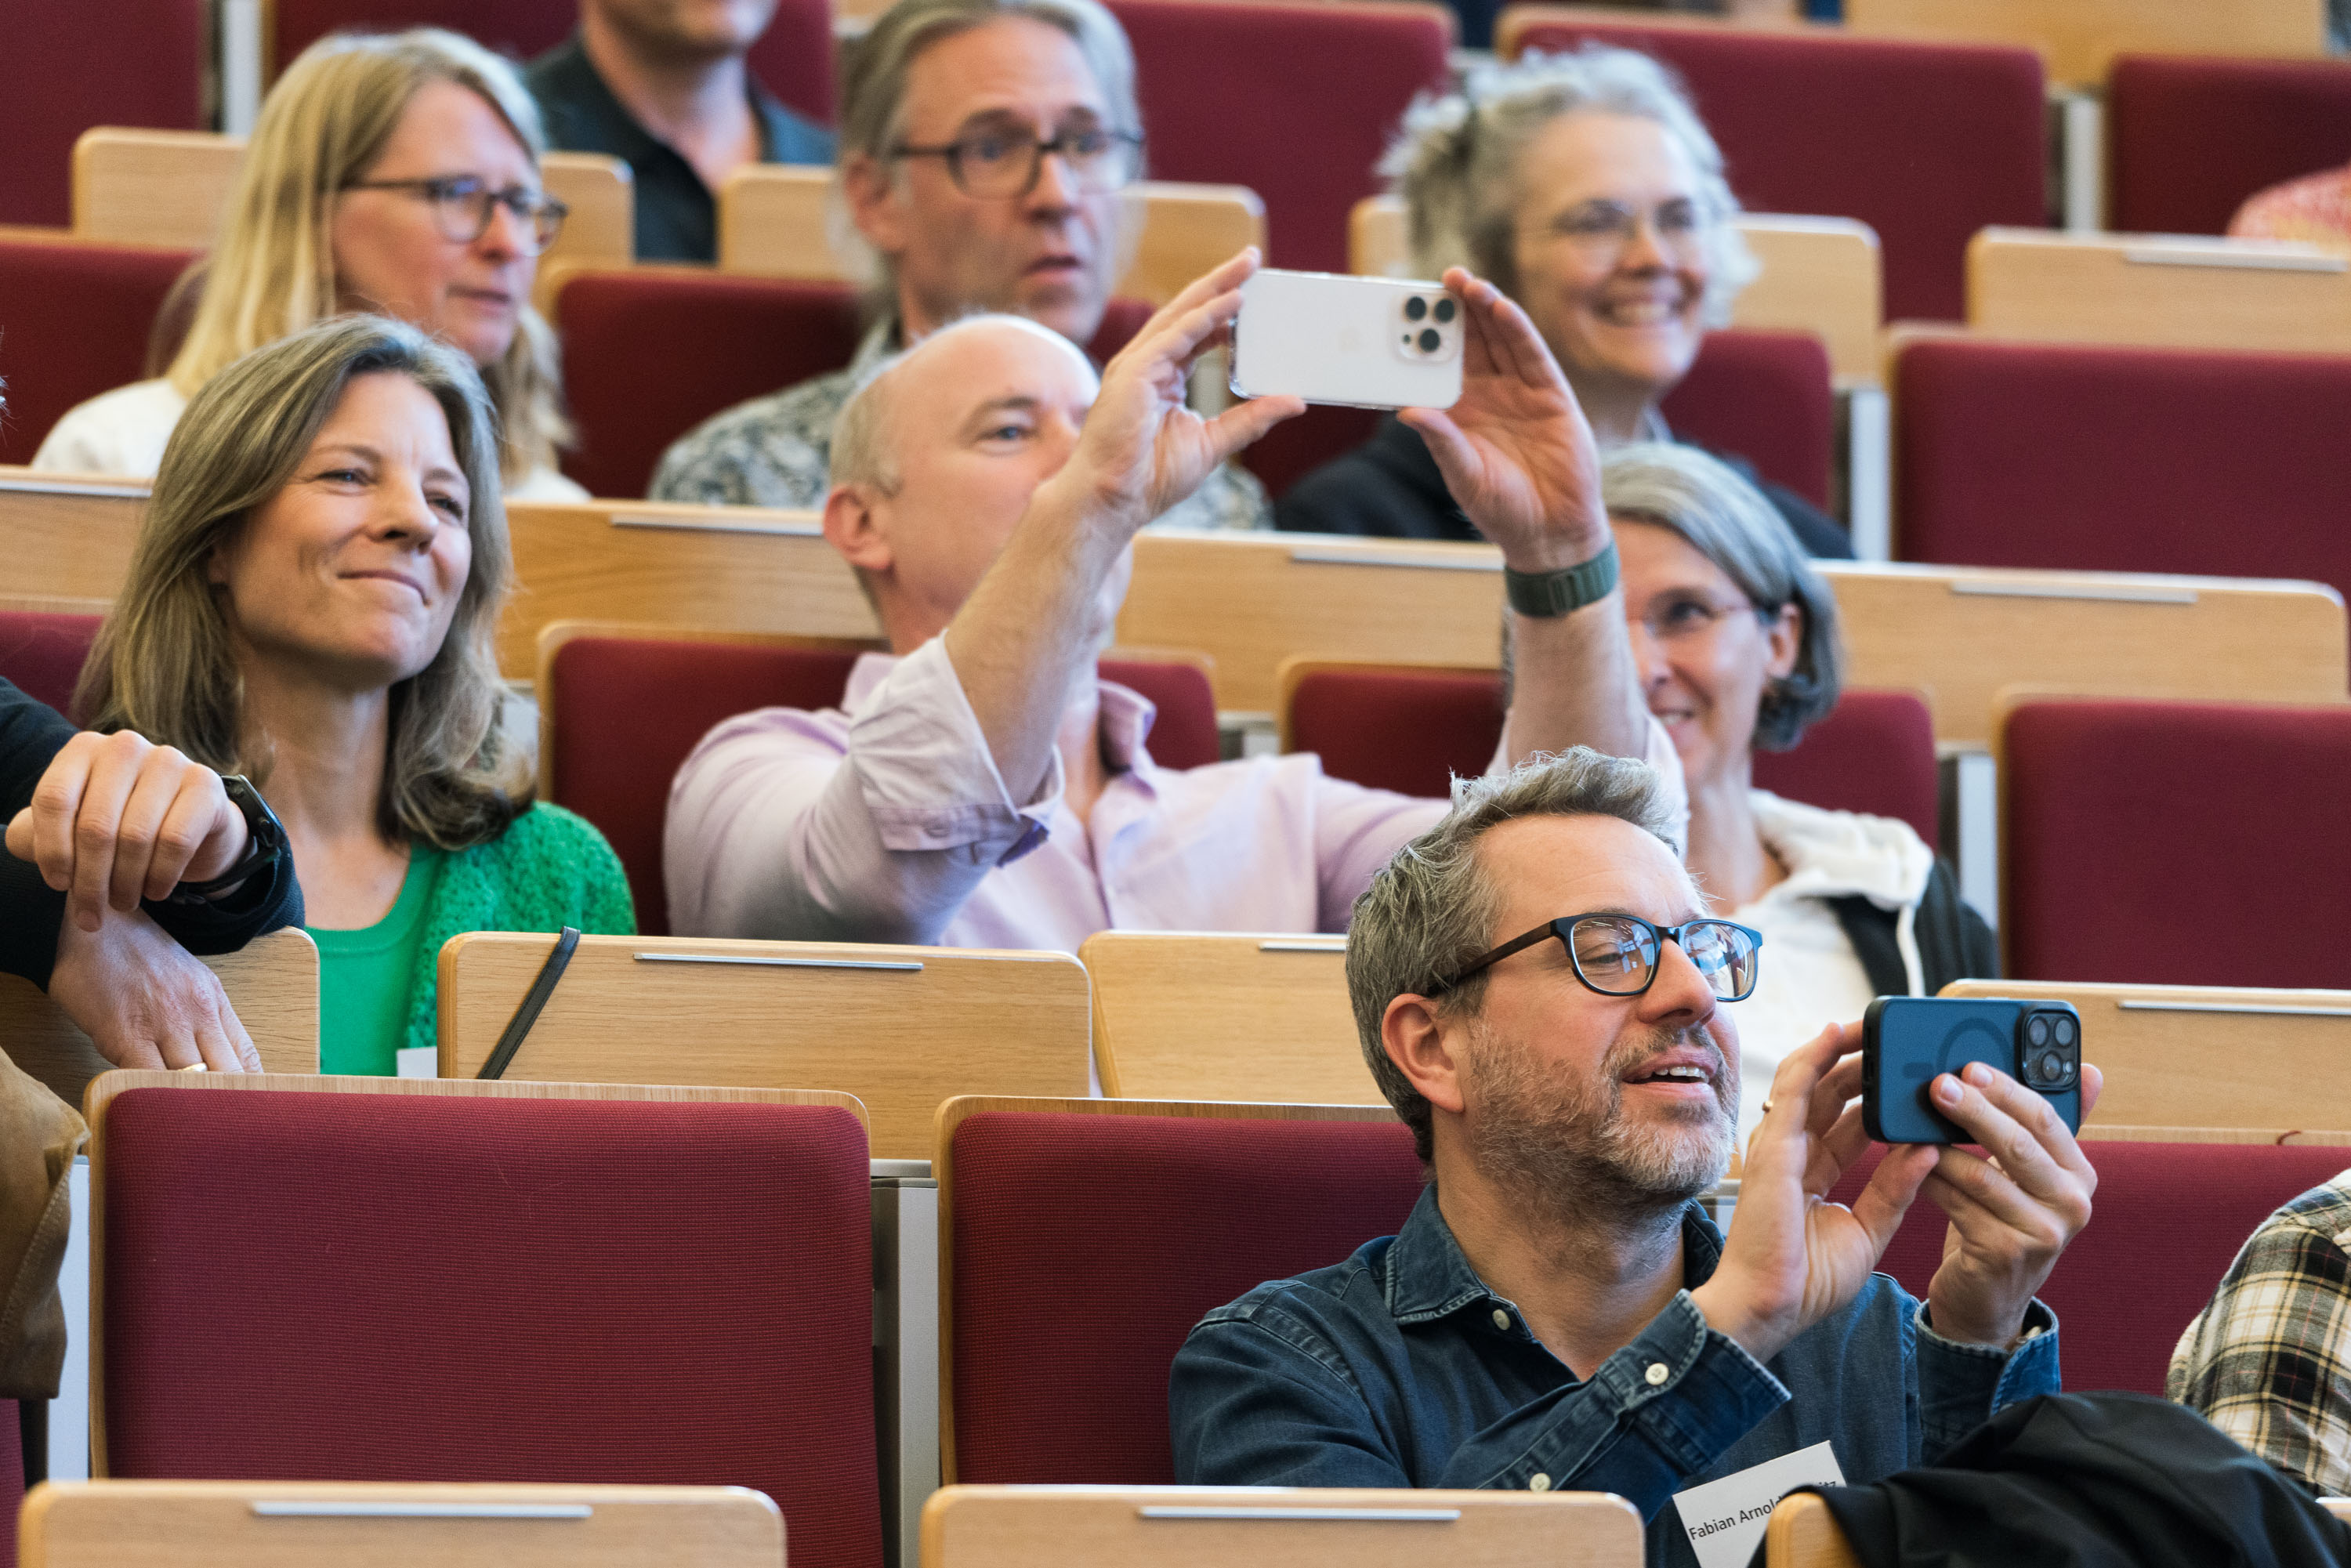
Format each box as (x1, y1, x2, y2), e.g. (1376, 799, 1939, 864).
(1404, 295, 1428, 321)
(1418, 328, 1442, 353)
(2054, 1015, 2077, 1048)
(1433, 297, 1457, 324)
(2027, 1015, 2050, 1048)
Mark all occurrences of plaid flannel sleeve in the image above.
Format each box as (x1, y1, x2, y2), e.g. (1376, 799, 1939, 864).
(2167, 1176, 2351, 1496)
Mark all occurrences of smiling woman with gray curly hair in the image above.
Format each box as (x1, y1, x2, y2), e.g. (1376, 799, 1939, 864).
(1279, 45, 1849, 563)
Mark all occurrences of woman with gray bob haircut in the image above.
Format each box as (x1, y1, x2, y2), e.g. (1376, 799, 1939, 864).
(1607, 443, 1991, 1135)
(76, 314, 632, 1079)
(1280, 46, 1849, 561)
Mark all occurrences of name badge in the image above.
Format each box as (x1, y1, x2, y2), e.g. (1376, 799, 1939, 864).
(1671, 1439, 1846, 1568)
(394, 1046, 438, 1080)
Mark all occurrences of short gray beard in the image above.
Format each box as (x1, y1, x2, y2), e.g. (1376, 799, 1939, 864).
(1464, 1019, 1739, 1237)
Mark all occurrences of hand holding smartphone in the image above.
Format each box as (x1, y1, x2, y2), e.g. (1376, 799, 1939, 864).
(1228, 267, 1465, 411)
(1861, 996, 2084, 1144)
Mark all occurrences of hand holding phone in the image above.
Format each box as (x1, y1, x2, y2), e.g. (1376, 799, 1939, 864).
(1862, 997, 2083, 1144)
(1229, 268, 1465, 411)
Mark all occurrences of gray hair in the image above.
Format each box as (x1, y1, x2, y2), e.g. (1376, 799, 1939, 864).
(1603, 442, 1842, 750)
(828, 0, 1144, 298)
(1346, 748, 1682, 1162)
(1385, 45, 1757, 325)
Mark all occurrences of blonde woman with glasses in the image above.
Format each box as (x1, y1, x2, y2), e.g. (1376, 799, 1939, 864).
(76, 316, 632, 1076)
(35, 28, 587, 502)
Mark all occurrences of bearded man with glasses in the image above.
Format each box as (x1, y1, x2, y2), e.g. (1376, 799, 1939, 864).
(1171, 746, 2101, 1566)
(651, 0, 1270, 529)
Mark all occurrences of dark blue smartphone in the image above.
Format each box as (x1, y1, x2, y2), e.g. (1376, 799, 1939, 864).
(1862, 996, 2083, 1144)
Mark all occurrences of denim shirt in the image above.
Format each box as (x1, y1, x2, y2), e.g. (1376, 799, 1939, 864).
(1169, 1185, 2060, 1566)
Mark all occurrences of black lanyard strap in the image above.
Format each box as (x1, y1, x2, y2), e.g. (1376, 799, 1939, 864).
(476, 926, 582, 1081)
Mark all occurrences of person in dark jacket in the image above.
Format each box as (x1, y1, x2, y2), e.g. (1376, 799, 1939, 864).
(2, 681, 301, 1070)
(1277, 46, 1851, 561)
(1600, 443, 1991, 1139)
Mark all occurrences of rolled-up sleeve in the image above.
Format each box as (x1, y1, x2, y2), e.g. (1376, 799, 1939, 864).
(1173, 1291, 1788, 1520)
(664, 637, 1061, 943)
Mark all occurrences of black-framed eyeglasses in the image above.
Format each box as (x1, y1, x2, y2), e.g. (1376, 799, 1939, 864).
(891, 125, 1145, 199)
(342, 176, 570, 253)
(1433, 914, 1764, 1002)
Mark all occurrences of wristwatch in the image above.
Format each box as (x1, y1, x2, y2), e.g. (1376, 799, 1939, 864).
(166, 775, 288, 904)
(1503, 540, 1621, 619)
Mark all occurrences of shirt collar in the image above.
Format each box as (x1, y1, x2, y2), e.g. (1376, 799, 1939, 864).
(543, 33, 802, 187)
(1383, 1182, 1725, 1324)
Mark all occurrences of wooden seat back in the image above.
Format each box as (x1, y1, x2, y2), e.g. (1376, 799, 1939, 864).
(0, 929, 318, 1106)
(1078, 932, 1375, 1103)
(922, 1485, 1643, 1568)
(436, 933, 1090, 1160)
(1942, 978, 2351, 1137)
(70, 129, 631, 313)
(0, 470, 145, 605)
(1351, 198, 1883, 384)
(1763, 1493, 1861, 1568)
(1843, 0, 2326, 91)
(1969, 227, 2351, 354)
(719, 165, 1266, 304)
(18, 1479, 782, 1568)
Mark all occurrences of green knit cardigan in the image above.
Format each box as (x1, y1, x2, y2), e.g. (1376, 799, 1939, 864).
(386, 802, 636, 1058)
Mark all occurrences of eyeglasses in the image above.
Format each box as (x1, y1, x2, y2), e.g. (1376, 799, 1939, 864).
(1541, 197, 1715, 269)
(1433, 914, 1763, 1001)
(891, 125, 1145, 200)
(342, 176, 570, 253)
(1635, 593, 1766, 645)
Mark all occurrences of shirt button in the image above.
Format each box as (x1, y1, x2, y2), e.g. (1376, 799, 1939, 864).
(1491, 1309, 1512, 1331)
(1645, 1362, 1671, 1387)
(1528, 1473, 1552, 1492)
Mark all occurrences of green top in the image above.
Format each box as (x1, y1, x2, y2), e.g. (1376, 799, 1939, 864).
(307, 802, 636, 1071)
(313, 844, 446, 1076)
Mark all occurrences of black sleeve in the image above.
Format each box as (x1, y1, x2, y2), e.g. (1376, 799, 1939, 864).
(0, 680, 304, 990)
(0, 681, 78, 987)
(1916, 859, 2000, 992)
(1762, 481, 1856, 561)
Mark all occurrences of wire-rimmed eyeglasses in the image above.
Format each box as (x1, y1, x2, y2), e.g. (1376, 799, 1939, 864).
(342, 175, 570, 254)
(1432, 914, 1763, 1002)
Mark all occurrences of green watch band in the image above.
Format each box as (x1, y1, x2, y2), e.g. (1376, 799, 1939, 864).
(1502, 540, 1621, 618)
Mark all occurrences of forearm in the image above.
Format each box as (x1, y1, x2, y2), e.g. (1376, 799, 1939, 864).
(942, 481, 1131, 803)
(1498, 587, 1649, 764)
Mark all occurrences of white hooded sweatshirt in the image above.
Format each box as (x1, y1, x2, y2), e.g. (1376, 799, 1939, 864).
(1723, 789, 1936, 1138)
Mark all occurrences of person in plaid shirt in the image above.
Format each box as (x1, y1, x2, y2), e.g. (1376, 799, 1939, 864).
(2168, 1171, 2351, 1496)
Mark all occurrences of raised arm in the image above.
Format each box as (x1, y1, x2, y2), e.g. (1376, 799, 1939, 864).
(944, 251, 1302, 804)
(1400, 270, 1649, 769)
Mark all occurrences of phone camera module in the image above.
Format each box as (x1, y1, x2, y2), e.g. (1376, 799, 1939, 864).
(2020, 1010, 2080, 1092)
(1396, 292, 1462, 364)
(1404, 295, 1428, 321)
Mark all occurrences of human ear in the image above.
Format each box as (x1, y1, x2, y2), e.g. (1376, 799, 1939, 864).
(1762, 602, 1802, 681)
(822, 483, 895, 576)
(1382, 994, 1468, 1117)
(842, 153, 910, 256)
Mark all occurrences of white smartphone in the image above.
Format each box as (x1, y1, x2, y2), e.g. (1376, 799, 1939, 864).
(1229, 268, 1465, 411)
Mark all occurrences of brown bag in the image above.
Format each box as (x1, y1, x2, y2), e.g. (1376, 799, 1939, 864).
(0, 1050, 85, 1400)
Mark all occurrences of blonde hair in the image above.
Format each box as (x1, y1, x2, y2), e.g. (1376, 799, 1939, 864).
(1386, 46, 1759, 327)
(166, 27, 571, 483)
(82, 315, 533, 850)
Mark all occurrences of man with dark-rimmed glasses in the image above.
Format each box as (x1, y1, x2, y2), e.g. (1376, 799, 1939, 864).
(650, 0, 1268, 529)
(1172, 745, 2102, 1566)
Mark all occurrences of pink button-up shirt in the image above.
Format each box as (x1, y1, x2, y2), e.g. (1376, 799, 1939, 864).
(665, 637, 1685, 952)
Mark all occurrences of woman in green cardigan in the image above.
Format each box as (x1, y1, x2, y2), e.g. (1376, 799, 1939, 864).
(77, 315, 632, 1072)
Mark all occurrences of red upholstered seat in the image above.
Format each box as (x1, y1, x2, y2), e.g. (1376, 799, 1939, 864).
(2002, 699, 2351, 988)
(2108, 54, 2351, 237)
(1828, 1139, 2351, 1396)
(0, 1400, 17, 1568)
(270, 0, 835, 124)
(947, 1108, 1425, 1482)
(1288, 675, 1939, 849)
(0, 241, 197, 465)
(1658, 328, 1835, 509)
(101, 1085, 879, 1566)
(1500, 16, 2044, 321)
(1106, 0, 1452, 274)
(545, 634, 1221, 934)
(0, 4, 206, 226)
(1894, 338, 2351, 599)
(557, 271, 1154, 498)
(0, 614, 101, 721)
